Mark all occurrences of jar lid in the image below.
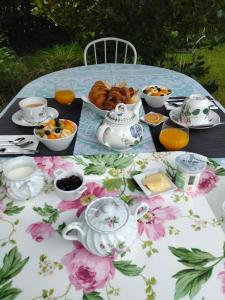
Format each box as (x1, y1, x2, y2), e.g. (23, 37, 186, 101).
(85, 197, 129, 232)
(107, 103, 135, 124)
(175, 153, 206, 174)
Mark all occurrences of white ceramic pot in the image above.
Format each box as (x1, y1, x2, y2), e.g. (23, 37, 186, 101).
(180, 94, 211, 126)
(96, 102, 143, 151)
(2, 156, 45, 201)
(62, 196, 149, 256)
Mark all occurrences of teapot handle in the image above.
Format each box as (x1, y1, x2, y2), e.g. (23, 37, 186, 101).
(97, 123, 111, 148)
(132, 202, 149, 220)
(62, 222, 84, 241)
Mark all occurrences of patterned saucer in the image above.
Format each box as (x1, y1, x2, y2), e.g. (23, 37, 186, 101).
(169, 107, 220, 129)
(12, 107, 59, 127)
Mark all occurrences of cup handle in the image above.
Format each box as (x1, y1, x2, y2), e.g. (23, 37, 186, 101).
(62, 222, 84, 241)
(133, 202, 149, 220)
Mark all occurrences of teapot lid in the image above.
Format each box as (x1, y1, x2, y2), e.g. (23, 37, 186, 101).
(107, 103, 136, 124)
(85, 197, 129, 232)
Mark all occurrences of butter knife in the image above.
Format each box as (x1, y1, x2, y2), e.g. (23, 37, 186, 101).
(189, 122, 225, 129)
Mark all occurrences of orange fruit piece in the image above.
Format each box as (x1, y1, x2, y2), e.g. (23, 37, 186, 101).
(48, 133, 57, 139)
(145, 113, 161, 123)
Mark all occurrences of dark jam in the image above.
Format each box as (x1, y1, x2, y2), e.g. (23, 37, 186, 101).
(56, 175, 82, 191)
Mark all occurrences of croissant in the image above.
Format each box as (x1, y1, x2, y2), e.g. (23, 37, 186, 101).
(88, 80, 138, 110)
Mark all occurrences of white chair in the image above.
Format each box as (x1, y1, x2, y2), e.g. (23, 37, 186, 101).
(84, 37, 137, 66)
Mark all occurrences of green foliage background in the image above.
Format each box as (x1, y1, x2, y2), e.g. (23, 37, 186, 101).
(0, 0, 225, 108)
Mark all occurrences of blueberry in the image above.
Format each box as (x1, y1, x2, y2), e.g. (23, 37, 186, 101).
(55, 127, 61, 133)
(45, 130, 51, 135)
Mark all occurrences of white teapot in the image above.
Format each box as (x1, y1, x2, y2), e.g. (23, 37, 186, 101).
(96, 102, 143, 151)
(62, 196, 149, 257)
(2, 156, 45, 201)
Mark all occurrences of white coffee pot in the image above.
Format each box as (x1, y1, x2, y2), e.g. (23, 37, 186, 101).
(62, 196, 149, 257)
(2, 156, 45, 201)
(96, 102, 143, 151)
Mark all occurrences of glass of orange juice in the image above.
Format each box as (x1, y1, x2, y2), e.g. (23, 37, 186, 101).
(159, 119, 189, 151)
(55, 81, 75, 105)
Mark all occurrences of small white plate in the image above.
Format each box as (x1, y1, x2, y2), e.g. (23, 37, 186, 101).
(169, 107, 220, 129)
(12, 107, 59, 127)
(133, 168, 177, 197)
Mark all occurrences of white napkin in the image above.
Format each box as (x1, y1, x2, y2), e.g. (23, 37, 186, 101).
(0, 135, 39, 154)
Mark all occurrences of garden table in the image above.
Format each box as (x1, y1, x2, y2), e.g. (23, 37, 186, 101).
(1, 152, 225, 300)
(0, 64, 225, 160)
(1, 65, 225, 300)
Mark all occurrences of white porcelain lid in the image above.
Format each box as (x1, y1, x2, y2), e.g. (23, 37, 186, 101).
(85, 197, 129, 232)
(107, 103, 135, 124)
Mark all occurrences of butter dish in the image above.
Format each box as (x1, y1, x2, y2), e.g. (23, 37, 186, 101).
(132, 168, 177, 197)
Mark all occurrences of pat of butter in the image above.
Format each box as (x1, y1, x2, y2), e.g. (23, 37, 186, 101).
(142, 172, 171, 192)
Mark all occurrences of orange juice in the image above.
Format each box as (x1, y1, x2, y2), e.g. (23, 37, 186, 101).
(55, 90, 75, 105)
(159, 128, 189, 150)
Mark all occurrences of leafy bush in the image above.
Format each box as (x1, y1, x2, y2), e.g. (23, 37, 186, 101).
(0, 44, 83, 109)
(21, 44, 83, 77)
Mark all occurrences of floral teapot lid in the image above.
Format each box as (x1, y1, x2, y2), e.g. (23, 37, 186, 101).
(106, 102, 140, 125)
(85, 197, 129, 232)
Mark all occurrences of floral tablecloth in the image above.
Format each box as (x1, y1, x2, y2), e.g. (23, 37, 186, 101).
(1, 152, 225, 300)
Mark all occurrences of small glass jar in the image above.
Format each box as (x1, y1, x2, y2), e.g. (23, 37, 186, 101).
(175, 153, 206, 191)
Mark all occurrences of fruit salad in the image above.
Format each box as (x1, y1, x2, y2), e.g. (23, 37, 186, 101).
(143, 85, 172, 96)
(34, 119, 75, 139)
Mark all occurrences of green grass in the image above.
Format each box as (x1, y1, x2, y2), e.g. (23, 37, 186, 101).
(197, 44, 225, 106)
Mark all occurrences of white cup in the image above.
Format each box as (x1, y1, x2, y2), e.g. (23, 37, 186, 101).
(19, 97, 48, 123)
(54, 169, 87, 201)
(180, 94, 211, 126)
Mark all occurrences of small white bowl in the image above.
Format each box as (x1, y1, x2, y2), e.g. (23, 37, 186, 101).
(142, 85, 172, 108)
(34, 120, 77, 151)
(54, 170, 87, 201)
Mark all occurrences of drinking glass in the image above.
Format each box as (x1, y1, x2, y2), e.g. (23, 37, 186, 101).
(54, 81, 75, 105)
(159, 119, 189, 150)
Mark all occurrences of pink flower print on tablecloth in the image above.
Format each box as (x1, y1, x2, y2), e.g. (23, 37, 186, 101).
(136, 195, 180, 241)
(0, 201, 6, 219)
(218, 262, 225, 294)
(26, 222, 54, 242)
(62, 241, 115, 293)
(187, 168, 219, 197)
(58, 182, 118, 217)
(34, 156, 73, 177)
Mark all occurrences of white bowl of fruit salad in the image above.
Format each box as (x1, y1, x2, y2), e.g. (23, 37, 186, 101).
(34, 118, 77, 151)
(142, 85, 172, 108)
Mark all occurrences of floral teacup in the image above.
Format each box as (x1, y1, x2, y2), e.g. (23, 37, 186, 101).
(180, 94, 211, 126)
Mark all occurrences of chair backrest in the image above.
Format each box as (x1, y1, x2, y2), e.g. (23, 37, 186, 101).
(84, 37, 137, 66)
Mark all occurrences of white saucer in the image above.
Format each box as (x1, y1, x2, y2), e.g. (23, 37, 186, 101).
(169, 107, 220, 129)
(12, 107, 59, 127)
(133, 168, 177, 197)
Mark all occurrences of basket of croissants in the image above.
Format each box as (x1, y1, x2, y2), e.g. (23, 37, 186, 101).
(82, 80, 140, 116)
